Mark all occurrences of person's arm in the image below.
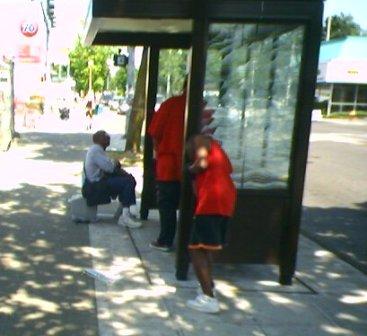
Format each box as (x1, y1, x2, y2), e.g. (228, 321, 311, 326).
(93, 148, 116, 173)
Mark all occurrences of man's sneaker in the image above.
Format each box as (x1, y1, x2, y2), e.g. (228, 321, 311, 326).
(118, 215, 142, 229)
(187, 294, 220, 314)
(129, 205, 139, 218)
(149, 241, 171, 252)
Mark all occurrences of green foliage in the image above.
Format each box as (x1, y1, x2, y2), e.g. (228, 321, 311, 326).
(323, 13, 362, 40)
(158, 49, 188, 97)
(69, 38, 114, 94)
(325, 111, 367, 119)
(110, 68, 127, 95)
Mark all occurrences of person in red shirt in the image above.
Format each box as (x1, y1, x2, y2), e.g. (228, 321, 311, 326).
(148, 79, 187, 251)
(186, 134, 236, 314)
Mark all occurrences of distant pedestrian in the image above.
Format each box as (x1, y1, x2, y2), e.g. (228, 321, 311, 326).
(186, 135, 236, 314)
(85, 99, 93, 130)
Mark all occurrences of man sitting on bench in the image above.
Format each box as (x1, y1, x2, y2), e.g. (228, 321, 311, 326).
(83, 130, 141, 228)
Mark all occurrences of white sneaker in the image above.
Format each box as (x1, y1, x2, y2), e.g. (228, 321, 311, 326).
(129, 205, 139, 218)
(118, 215, 142, 229)
(187, 294, 220, 314)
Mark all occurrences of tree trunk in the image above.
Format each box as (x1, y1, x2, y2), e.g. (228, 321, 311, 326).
(125, 47, 148, 153)
(126, 47, 135, 95)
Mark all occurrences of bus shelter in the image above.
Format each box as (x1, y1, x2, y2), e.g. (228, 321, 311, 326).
(84, 0, 323, 285)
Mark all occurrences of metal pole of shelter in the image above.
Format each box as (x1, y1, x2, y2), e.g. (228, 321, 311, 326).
(279, 3, 324, 285)
(176, 1, 209, 280)
(327, 83, 333, 116)
(140, 47, 160, 220)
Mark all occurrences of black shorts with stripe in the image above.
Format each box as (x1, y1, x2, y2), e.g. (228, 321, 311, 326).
(188, 215, 229, 251)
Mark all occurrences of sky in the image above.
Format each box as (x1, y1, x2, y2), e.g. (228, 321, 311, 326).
(324, 0, 367, 29)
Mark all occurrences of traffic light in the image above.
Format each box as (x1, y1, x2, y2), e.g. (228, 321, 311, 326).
(113, 54, 129, 67)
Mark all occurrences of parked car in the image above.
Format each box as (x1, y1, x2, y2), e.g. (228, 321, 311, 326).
(59, 107, 70, 120)
(155, 94, 165, 109)
(100, 92, 114, 106)
(109, 96, 123, 111)
(117, 95, 133, 115)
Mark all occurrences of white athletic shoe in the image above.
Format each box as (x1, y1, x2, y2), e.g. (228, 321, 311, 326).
(187, 294, 220, 314)
(118, 215, 142, 229)
(129, 205, 139, 218)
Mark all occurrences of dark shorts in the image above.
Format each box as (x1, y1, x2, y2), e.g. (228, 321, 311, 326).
(188, 215, 229, 251)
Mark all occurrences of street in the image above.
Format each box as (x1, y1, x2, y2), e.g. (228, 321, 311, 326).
(302, 119, 367, 273)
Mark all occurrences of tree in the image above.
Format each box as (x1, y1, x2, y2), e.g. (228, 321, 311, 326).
(124, 48, 188, 152)
(158, 49, 188, 97)
(125, 48, 148, 152)
(323, 13, 362, 40)
(69, 38, 114, 94)
(110, 68, 127, 95)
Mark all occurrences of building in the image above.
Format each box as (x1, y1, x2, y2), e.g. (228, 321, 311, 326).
(0, 0, 54, 109)
(317, 36, 367, 115)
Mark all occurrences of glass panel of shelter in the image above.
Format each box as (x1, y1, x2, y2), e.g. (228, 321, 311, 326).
(156, 49, 189, 110)
(202, 23, 305, 189)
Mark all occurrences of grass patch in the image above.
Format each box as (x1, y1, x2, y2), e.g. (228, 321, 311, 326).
(324, 111, 367, 119)
(107, 150, 143, 167)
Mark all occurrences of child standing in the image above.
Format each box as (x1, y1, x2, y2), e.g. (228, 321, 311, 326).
(186, 135, 236, 314)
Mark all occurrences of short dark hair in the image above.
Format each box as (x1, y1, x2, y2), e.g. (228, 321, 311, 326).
(92, 130, 107, 144)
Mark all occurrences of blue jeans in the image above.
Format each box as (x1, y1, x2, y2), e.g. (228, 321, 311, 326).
(105, 174, 137, 207)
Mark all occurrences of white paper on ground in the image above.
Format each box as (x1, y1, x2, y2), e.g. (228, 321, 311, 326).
(84, 268, 123, 284)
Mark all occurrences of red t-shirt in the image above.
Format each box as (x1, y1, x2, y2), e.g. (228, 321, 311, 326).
(148, 94, 186, 181)
(194, 141, 237, 217)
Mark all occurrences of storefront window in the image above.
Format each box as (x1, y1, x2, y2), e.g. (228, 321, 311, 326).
(332, 84, 356, 103)
(357, 85, 367, 104)
(203, 23, 305, 189)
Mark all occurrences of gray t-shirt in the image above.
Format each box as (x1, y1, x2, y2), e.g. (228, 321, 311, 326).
(85, 144, 115, 182)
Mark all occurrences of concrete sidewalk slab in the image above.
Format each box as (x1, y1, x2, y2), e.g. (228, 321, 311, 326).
(86, 209, 367, 336)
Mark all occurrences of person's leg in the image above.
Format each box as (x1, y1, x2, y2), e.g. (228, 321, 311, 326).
(187, 247, 219, 313)
(190, 249, 214, 297)
(119, 174, 137, 208)
(106, 176, 140, 227)
(106, 175, 136, 208)
(156, 181, 180, 247)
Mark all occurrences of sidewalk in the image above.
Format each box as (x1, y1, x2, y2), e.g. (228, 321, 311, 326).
(86, 207, 367, 336)
(2, 129, 365, 336)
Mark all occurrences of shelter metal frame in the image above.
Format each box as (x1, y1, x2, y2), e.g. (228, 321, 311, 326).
(84, 0, 324, 285)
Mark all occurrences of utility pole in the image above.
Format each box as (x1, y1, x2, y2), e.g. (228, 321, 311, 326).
(126, 47, 135, 95)
(326, 16, 332, 41)
(88, 59, 94, 94)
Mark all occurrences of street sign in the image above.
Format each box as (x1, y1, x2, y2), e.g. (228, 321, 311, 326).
(20, 21, 38, 37)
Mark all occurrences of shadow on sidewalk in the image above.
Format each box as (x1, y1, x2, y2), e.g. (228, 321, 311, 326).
(301, 202, 367, 275)
(0, 182, 103, 336)
(15, 132, 91, 163)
